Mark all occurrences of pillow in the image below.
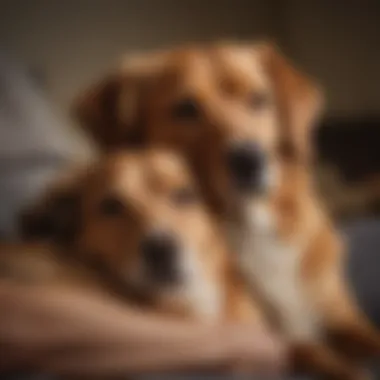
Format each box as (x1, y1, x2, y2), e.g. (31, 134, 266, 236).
(0, 51, 94, 239)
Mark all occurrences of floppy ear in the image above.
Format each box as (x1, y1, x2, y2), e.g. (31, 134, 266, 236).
(73, 73, 125, 149)
(73, 51, 171, 150)
(260, 43, 324, 161)
(19, 186, 81, 245)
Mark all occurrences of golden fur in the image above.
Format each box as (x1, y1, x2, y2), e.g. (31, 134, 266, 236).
(19, 150, 266, 325)
(73, 41, 380, 379)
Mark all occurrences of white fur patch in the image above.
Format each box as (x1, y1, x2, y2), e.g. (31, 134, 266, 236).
(231, 201, 321, 340)
(139, 247, 223, 321)
(176, 247, 223, 320)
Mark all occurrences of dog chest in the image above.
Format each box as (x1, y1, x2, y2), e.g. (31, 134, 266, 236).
(232, 203, 321, 339)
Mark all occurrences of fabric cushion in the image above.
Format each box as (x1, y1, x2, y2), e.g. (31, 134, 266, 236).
(0, 51, 93, 238)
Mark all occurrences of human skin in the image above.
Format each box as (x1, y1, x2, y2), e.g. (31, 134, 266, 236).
(0, 282, 287, 378)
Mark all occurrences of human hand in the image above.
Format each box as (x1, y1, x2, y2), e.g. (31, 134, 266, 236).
(222, 324, 288, 376)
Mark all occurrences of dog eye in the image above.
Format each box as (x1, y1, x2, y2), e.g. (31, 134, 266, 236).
(99, 196, 125, 217)
(249, 92, 271, 110)
(172, 97, 200, 121)
(171, 188, 198, 206)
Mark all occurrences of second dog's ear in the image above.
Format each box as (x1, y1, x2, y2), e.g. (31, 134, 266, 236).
(73, 73, 126, 149)
(258, 42, 324, 161)
(19, 189, 81, 245)
(73, 51, 171, 150)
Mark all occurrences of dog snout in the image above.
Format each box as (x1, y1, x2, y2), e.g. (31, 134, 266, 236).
(140, 231, 179, 284)
(226, 142, 266, 192)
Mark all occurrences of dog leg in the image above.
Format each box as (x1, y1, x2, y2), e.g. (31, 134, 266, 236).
(290, 341, 370, 380)
(228, 285, 367, 380)
(322, 276, 380, 360)
(302, 227, 380, 360)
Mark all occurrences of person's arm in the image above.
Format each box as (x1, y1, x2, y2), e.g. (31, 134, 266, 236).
(0, 282, 286, 377)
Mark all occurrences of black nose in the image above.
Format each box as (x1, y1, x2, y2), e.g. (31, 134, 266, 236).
(226, 142, 266, 192)
(140, 231, 179, 284)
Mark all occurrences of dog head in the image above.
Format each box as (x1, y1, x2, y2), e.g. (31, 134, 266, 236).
(74, 41, 323, 213)
(20, 150, 226, 317)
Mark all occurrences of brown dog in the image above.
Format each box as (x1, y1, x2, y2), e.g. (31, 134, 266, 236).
(73, 41, 380, 378)
(19, 150, 266, 325)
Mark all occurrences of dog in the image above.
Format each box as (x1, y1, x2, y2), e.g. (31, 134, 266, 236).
(19, 149, 268, 325)
(73, 41, 380, 379)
